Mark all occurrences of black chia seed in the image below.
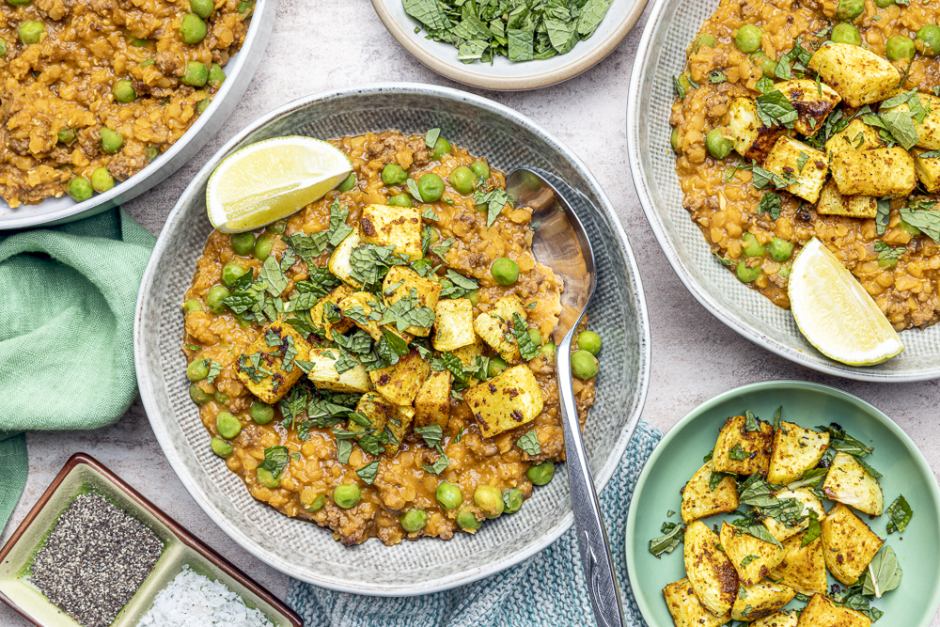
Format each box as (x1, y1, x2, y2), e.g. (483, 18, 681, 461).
(30, 492, 163, 627)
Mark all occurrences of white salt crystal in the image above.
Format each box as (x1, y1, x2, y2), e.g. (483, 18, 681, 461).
(137, 565, 275, 627)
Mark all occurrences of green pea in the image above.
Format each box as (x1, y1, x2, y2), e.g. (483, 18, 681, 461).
(457, 508, 482, 531)
(333, 485, 361, 509)
(211, 437, 233, 458)
(540, 341, 557, 360)
(831, 23, 861, 46)
(916, 25, 940, 57)
(250, 402, 275, 425)
(527, 461, 555, 486)
(254, 234, 274, 261)
(231, 232, 255, 255)
(388, 193, 413, 207)
(769, 237, 794, 262)
(0, 39, 6, 58)
(216, 411, 242, 439)
(886, 35, 916, 61)
(836, 0, 864, 20)
(6, 0, 32, 6)
(186, 359, 208, 381)
(19, 20, 44, 46)
(502, 488, 523, 514)
(214, 391, 229, 406)
(706, 128, 733, 160)
(487, 356, 508, 378)
(742, 233, 766, 257)
(527, 329, 542, 347)
(267, 219, 287, 234)
(577, 330, 602, 355)
(146, 145, 160, 161)
(878, 255, 899, 269)
(899, 219, 921, 236)
(449, 166, 476, 195)
(91, 167, 114, 193)
(190, 0, 214, 18)
(467, 289, 480, 306)
(337, 172, 356, 192)
(400, 509, 428, 532)
(734, 25, 762, 53)
(736, 260, 762, 283)
(58, 128, 76, 144)
(206, 285, 231, 314)
(571, 350, 598, 380)
(237, 0, 252, 14)
(67, 177, 93, 202)
(676, 73, 693, 95)
(305, 494, 325, 513)
(751, 51, 777, 78)
(179, 13, 207, 44)
(100, 127, 124, 154)
(670, 128, 680, 154)
(470, 160, 490, 180)
(473, 485, 504, 519)
(491, 257, 519, 286)
(130, 37, 150, 47)
(690, 33, 717, 54)
(183, 298, 203, 313)
(431, 137, 451, 160)
(196, 96, 211, 114)
(256, 468, 280, 489)
(873, 0, 894, 7)
(221, 261, 248, 287)
(112, 79, 136, 103)
(382, 163, 408, 186)
(208, 63, 226, 88)
(189, 383, 212, 404)
(418, 173, 444, 202)
(181, 61, 208, 87)
(436, 482, 463, 510)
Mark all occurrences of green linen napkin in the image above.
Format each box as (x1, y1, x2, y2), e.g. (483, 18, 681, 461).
(0, 208, 155, 532)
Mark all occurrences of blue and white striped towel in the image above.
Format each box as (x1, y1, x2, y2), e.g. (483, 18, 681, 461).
(288, 420, 663, 627)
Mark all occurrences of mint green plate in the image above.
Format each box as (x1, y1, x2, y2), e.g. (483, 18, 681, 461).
(625, 380, 940, 626)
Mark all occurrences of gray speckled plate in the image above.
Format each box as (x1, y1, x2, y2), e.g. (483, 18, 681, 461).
(134, 84, 651, 595)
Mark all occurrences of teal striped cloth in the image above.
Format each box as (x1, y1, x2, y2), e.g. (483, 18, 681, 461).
(288, 420, 662, 627)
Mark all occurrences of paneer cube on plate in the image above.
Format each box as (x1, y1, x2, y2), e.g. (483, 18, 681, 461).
(359, 204, 423, 261)
(776, 79, 841, 137)
(913, 149, 940, 193)
(369, 349, 431, 406)
(338, 291, 412, 344)
(727, 97, 783, 162)
(353, 392, 412, 456)
(816, 180, 878, 220)
(881, 94, 940, 150)
(711, 414, 774, 476)
(452, 337, 484, 370)
(662, 578, 730, 627)
(683, 521, 738, 616)
(414, 370, 452, 430)
(766, 421, 830, 485)
(763, 137, 829, 204)
(233, 319, 312, 404)
(752, 610, 799, 627)
(769, 531, 828, 595)
(328, 231, 362, 288)
(760, 488, 825, 543)
(463, 364, 544, 437)
(821, 503, 884, 585)
(831, 147, 917, 197)
(473, 295, 527, 364)
(680, 461, 739, 524)
(720, 522, 786, 587)
(309, 285, 354, 341)
(808, 43, 900, 107)
(432, 298, 476, 352)
(731, 579, 795, 622)
(382, 266, 441, 337)
(824, 118, 882, 159)
(821, 451, 883, 515)
(797, 593, 871, 627)
(305, 348, 372, 394)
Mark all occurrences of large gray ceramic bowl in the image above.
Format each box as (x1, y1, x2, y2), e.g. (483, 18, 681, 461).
(0, 0, 277, 230)
(627, 0, 940, 382)
(134, 84, 651, 595)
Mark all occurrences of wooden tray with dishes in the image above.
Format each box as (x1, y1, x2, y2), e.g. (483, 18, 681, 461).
(0, 453, 302, 627)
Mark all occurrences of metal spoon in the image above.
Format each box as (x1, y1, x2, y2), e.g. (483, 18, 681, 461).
(506, 167, 626, 627)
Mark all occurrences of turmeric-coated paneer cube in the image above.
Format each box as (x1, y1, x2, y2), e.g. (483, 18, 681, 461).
(808, 42, 900, 107)
(797, 594, 871, 627)
(882, 94, 940, 150)
(338, 291, 411, 344)
(684, 521, 738, 616)
(359, 203, 423, 261)
(662, 578, 730, 627)
(353, 392, 412, 456)
(822, 451, 883, 515)
(309, 285, 354, 341)
(414, 370, 452, 430)
(760, 488, 825, 543)
(711, 414, 774, 476)
(305, 348, 372, 393)
(821, 503, 884, 585)
(328, 231, 362, 288)
(763, 137, 829, 203)
(731, 579, 795, 622)
(368, 349, 431, 406)
(452, 337, 483, 369)
(234, 319, 312, 404)
(776, 79, 842, 137)
(432, 298, 476, 352)
(387, 406, 415, 456)
(463, 364, 544, 438)
(382, 266, 441, 337)
(913, 149, 940, 193)
(831, 147, 917, 197)
(727, 97, 783, 162)
(473, 295, 527, 364)
(720, 522, 786, 588)
(770, 531, 828, 595)
(816, 179, 878, 220)
(767, 421, 830, 485)
(680, 461, 739, 524)
(753, 611, 799, 627)
(824, 118, 882, 159)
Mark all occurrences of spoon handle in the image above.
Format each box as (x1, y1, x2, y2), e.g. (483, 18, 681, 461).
(556, 334, 626, 627)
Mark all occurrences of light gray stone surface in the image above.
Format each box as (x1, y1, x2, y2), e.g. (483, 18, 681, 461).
(3, 0, 939, 624)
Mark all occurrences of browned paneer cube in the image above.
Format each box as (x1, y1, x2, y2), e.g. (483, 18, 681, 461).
(414, 370, 452, 430)
(382, 266, 441, 337)
(831, 147, 917, 197)
(309, 285, 354, 341)
(821, 503, 884, 585)
(816, 179, 878, 220)
(353, 392, 413, 456)
(727, 97, 783, 161)
(683, 520, 738, 616)
(711, 414, 774, 476)
(233, 319, 312, 404)
(432, 298, 476, 352)
(808, 43, 900, 107)
(305, 348, 372, 393)
(662, 578, 730, 627)
(463, 364, 544, 438)
(913, 149, 940, 193)
(766, 421, 830, 485)
(763, 137, 829, 203)
(359, 204, 423, 261)
(368, 349, 431, 406)
(719, 522, 786, 588)
(680, 462, 739, 524)
(821, 452, 883, 515)
(797, 594, 871, 627)
(776, 79, 842, 137)
(328, 231, 362, 288)
(770, 531, 828, 595)
(337, 291, 411, 344)
(731, 580, 795, 622)
(825, 118, 882, 159)
(473, 295, 527, 363)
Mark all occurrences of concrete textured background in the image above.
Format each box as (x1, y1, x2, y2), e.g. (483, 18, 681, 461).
(3, 0, 939, 624)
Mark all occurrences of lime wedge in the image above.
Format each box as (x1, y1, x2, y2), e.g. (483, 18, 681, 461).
(206, 136, 352, 233)
(788, 238, 904, 366)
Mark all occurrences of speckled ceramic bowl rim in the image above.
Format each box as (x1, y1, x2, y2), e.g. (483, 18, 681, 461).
(370, 0, 649, 91)
(134, 82, 652, 595)
(623, 379, 940, 627)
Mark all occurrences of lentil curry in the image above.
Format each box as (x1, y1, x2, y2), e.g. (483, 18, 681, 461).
(182, 132, 598, 546)
(0, 0, 253, 208)
(671, 0, 940, 331)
